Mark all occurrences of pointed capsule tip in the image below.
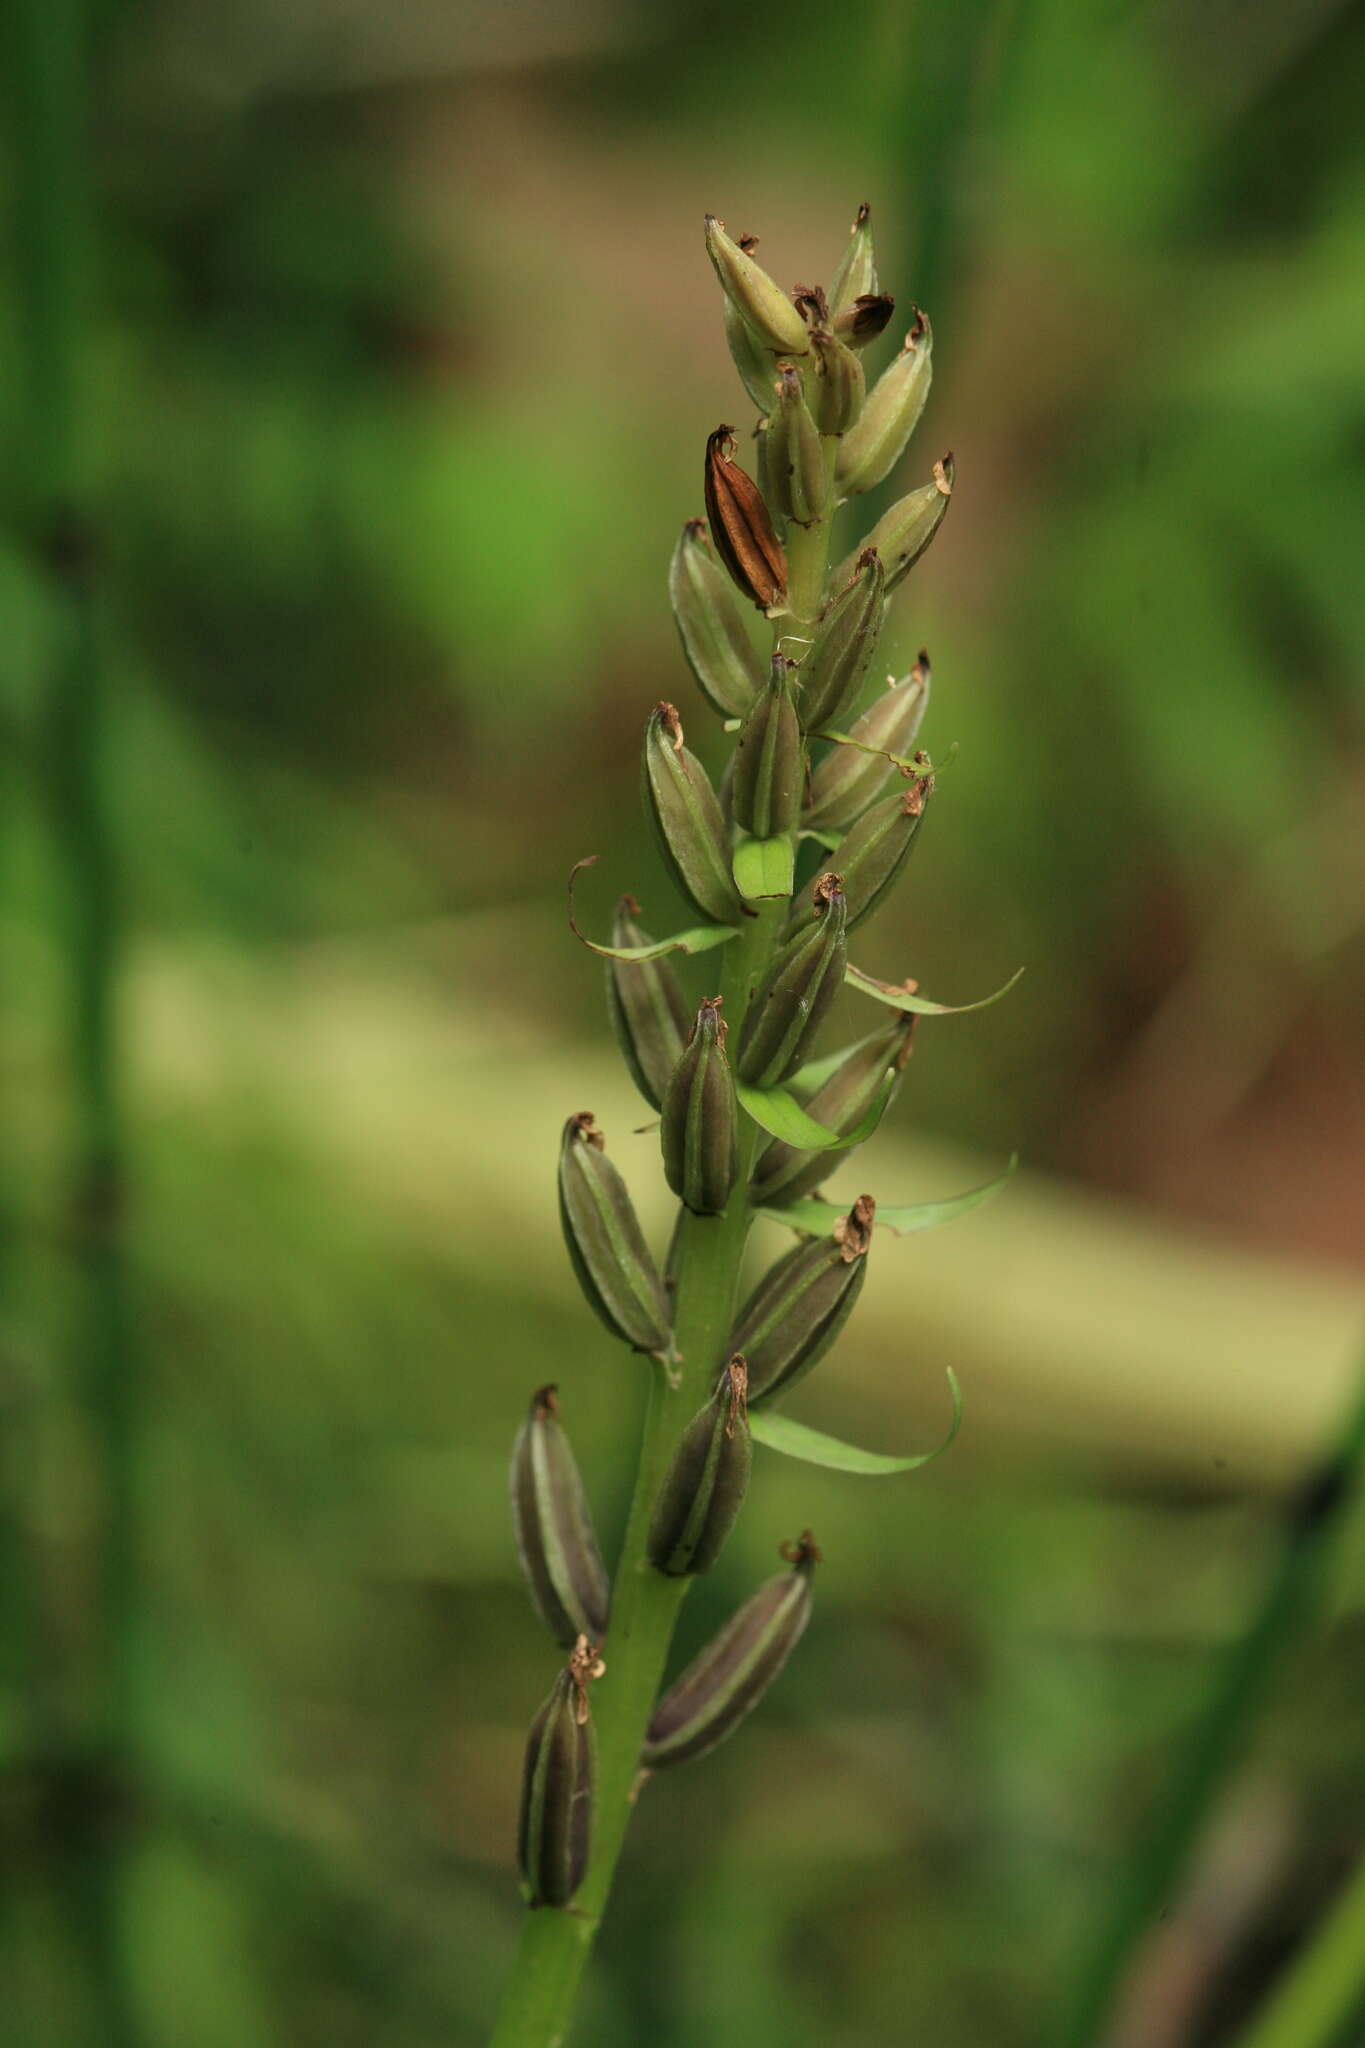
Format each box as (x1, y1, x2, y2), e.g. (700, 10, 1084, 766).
(779, 1528, 823, 1569)
(935, 453, 955, 494)
(854, 202, 871, 227)
(531, 1383, 560, 1419)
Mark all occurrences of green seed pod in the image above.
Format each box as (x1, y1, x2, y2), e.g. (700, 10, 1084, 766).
(796, 548, 885, 734)
(736, 874, 848, 1088)
(642, 1532, 820, 1768)
(763, 363, 827, 528)
(804, 655, 931, 832)
(731, 1196, 875, 1404)
(724, 292, 783, 414)
(661, 997, 739, 1216)
(517, 1636, 603, 1907)
(732, 653, 803, 840)
(510, 1386, 612, 1649)
(642, 702, 744, 926)
(750, 1016, 914, 1208)
(836, 310, 933, 497)
(829, 202, 878, 318)
(647, 1358, 752, 1577)
(704, 215, 810, 358)
(605, 895, 690, 1112)
(807, 330, 865, 436)
(558, 1112, 671, 1354)
(833, 292, 896, 350)
(784, 775, 932, 940)
(669, 521, 765, 720)
(833, 455, 953, 594)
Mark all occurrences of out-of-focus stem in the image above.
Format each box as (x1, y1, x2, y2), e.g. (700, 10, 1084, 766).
(1230, 1850, 1365, 2048)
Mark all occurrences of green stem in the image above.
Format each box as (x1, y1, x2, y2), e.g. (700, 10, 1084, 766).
(783, 440, 840, 629)
(1058, 1360, 1365, 2048)
(1230, 1850, 1365, 2048)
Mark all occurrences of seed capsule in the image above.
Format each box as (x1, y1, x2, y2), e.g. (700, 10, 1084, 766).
(795, 548, 885, 734)
(605, 896, 690, 1112)
(829, 202, 878, 317)
(510, 1386, 612, 1649)
(732, 654, 803, 841)
(704, 426, 788, 612)
(661, 997, 739, 1217)
(833, 292, 896, 350)
(647, 1357, 752, 1576)
(517, 1635, 603, 1907)
(750, 1016, 914, 1208)
(807, 330, 866, 436)
(731, 1197, 875, 1404)
(704, 216, 811, 357)
(804, 656, 931, 832)
(836, 310, 933, 497)
(642, 701, 744, 926)
(642, 1533, 820, 1768)
(784, 775, 932, 940)
(669, 521, 765, 720)
(736, 874, 848, 1088)
(763, 364, 827, 528)
(724, 293, 784, 414)
(558, 1112, 671, 1354)
(833, 455, 953, 593)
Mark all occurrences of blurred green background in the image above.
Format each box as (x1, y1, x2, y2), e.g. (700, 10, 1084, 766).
(3, 0, 1365, 2043)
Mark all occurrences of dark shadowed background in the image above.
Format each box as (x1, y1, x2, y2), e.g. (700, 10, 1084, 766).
(3, 0, 1364, 2042)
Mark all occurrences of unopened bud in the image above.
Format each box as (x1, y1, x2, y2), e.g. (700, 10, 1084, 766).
(732, 653, 803, 840)
(731, 1198, 875, 1403)
(785, 776, 933, 939)
(510, 1386, 611, 1649)
(642, 1534, 819, 1768)
(828, 202, 878, 318)
(606, 896, 690, 1112)
(516, 1635, 603, 1907)
(763, 363, 828, 528)
(807, 330, 866, 436)
(736, 874, 848, 1088)
(669, 520, 765, 720)
(647, 1358, 752, 1576)
(795, 548, 885, 733)
(803, 656, 931, 832)
(661, 997, 739, 1216)
(833, 455, 953, 593)
(836, 310, 933, 496)
(704, 426, 788, 612)
(642, 701, 745, 925)
(558, 1112, 671, 1354)
(833, 292, 895, 349)
(751, 1016, 914, 1207)
(704, 215, 811, 357)
(723, 294, 785, 414)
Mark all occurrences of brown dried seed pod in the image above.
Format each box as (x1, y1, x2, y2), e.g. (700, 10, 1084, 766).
(704, 426, 788, 611)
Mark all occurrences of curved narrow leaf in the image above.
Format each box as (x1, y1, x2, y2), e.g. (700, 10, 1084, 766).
(568, 857, 741, 960)
(786, 1028, 889, 1099)
(733, 832, 795, 901)
(762, 1156, 1017, 1237)
(846, 961, 1025, 1015)
(734, 1069, 895, 1152)
(750, 1370, 962, 1473)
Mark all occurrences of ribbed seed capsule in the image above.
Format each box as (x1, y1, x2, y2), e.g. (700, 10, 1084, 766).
(606, 896, 690, 1112)
(796, 548, 885, 734)
(834, 455, 954, 593)
(642, 702, 744, 925)
(732, 654, 803, 840)
(704, 426, 788, 611)
(558, 1113, 671, 1353)
(661, 997, 739, 1216)
(836, 310, 934, 497)
(763, 364, 827, 527)
(724, 293, 784, 414)
(804, 656, 931, 832)
(750, 1016, 914, 1207)
(784, 775, 932, 940)
(736, 874, 848, 1088)
(669, 521, 765, 720)
(833, 292, 896, 350)
(808, 330, 866, 435)
(647, 1358, 752, 1576)
(731, 1197, 875, 1403)
(642, 1533, 820, 1768)
(829, 202, 878, 317)
(516, 1636, 603, 1907)
(704, 216, 811, 357)
(510, 1386, 611, 1649)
